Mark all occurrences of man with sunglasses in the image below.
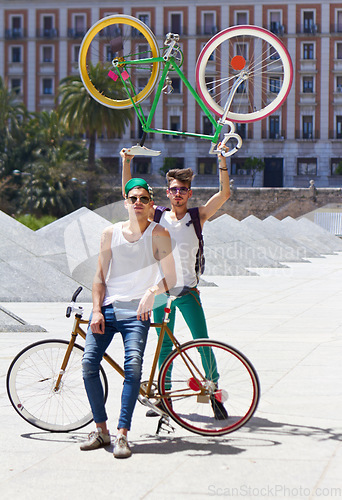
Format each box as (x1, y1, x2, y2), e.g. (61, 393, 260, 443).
(80, 178, 175, 458)
(121, 146, 230, 419)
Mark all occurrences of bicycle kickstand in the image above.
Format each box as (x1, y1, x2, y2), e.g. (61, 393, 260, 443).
(156, 415, 175, 436)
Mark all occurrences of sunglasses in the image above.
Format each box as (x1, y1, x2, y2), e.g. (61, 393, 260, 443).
(127, 195, 151, 205)
(168, 187, 190, 195)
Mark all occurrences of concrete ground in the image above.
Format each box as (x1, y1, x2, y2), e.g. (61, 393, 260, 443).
(1, 253, 342, 500)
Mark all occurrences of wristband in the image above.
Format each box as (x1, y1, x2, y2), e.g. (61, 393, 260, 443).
(219, 167, 228, 171)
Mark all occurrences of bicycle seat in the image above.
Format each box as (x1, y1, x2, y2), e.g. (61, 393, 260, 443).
(126, 145, 161, 156)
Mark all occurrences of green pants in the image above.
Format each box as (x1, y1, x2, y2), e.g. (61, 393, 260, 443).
(153, 289, 219, 388)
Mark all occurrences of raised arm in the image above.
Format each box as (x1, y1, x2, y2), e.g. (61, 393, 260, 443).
(90, 226, 113, 334)
(120, 148, 134, 197)
(198, 143, 231, 226)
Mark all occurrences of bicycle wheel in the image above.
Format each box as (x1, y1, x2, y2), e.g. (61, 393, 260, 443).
(158, 339, 259, 436)
(7, 340, 108, 432)
(79, 15, 160, 109)
(196, 25, 293, 122)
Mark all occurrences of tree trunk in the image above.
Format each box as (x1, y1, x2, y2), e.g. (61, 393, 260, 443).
(87, 132, 96, 206)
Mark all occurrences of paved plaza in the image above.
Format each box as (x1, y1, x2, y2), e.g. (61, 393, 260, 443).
(1, 250, 342, 500)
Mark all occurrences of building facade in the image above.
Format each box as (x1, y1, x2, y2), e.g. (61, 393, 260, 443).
(1, 0, 342, 187)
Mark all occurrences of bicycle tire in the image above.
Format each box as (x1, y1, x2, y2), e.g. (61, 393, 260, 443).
(79, 14, 160, 109)
(158, 339, 259, 436)
(196, 25, 293, 122)
(6, 340, 108, 432)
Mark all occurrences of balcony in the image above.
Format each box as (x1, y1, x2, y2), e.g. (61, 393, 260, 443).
(269, 23, 285, 35)
(68, 28, 88, 38)
(36, 28, 59, 39)
(297, 24, 319, 35)
(5, 28, 26, 39)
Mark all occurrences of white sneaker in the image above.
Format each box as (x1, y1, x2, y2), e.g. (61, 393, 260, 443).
(113, 434, 132, 459)
(125, 145, 161, 157)
(80, 428, 111, 451)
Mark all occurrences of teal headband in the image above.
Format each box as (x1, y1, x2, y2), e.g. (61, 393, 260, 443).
(124, 178, 153, 199)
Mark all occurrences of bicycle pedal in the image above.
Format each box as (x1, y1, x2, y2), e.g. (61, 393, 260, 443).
(126, 145, 161, 157)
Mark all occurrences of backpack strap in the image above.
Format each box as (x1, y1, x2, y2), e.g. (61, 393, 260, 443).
(187, 207, 202, 242)
(153, 206, 170, 223)
(187, 207, 205, 279)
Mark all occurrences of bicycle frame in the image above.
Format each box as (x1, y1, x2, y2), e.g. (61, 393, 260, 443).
(112, 34, 243, 156)
(54, 298, 205, 403)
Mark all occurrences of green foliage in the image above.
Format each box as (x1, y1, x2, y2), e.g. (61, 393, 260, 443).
(160, 157, 183, 176)
(16, 214, 56, 230)
(244, 156, 265, 186)
(334, 162, 342, 175)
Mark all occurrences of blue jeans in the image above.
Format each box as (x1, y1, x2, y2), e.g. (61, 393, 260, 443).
(82, 303, 149, 431)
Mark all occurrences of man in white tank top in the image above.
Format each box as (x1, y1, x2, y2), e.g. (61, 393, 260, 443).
(121, 146, 231, 421)
(80, 178, 175, 458)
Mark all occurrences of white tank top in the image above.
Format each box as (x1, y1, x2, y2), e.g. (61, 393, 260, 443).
(158, 211, 198, 288)
(103, 221, 160, 305)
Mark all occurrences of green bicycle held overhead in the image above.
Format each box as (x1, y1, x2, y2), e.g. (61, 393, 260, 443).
(79, 14, 293, 157)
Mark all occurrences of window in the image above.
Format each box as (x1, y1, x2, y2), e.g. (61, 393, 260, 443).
(269, 116, 280, 138)
(205, 77, 216, 95)
(303, 43, 314, 60)
(303, 76, 314, 93)
(231, 158, 249, 175)
(42, 78, 53, 95)
(297, 158, 317, 175)
(331, 158, 342, 175)
(236, 81, 247, 94)
(270, 46, 280, 60)
(236, 123, 247, 140)
(74, 15, 86, 37)
(171, 77, 181, 94)
(73, 46, 80, 63)
(133, 158, 151, 174)
(302, 116, 313, 139)
(11, 78, 21, 94)
(42, 46, 53, 63)
(337, 76, 342, 93)
(303, 11, 315, 33)
(269, 11, 282, 34)
(336, 116, 342, 138)
(170, 115, 181, 137)
(236, 12, 248, 25)
(43, 16, 54, 37)
(138, 14, 150, 27)
(197, 158, 217, 175)
(203, 12, 215, 35)
(138, 44, 148, 59)
(337, 11, 342, 32)
(336, 42, 342, 59)
(11, 47, 21, 63)
(269, 77, 281, 93)
(138, 77, 148, 92)
(11, 16, 22, 37)
(170, 13, 182, 34)
(202, 116, 213, 135)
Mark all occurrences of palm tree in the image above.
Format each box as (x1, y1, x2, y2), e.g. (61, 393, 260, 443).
(0, 77, 29, 212)
(58, 63, 132, 204)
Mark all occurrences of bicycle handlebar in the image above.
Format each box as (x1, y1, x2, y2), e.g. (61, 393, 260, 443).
(66, 287, 83, 318)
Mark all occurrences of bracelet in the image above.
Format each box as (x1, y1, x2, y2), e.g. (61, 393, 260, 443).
(148, 287, 157, 295)
(219, 167, 228, 171)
